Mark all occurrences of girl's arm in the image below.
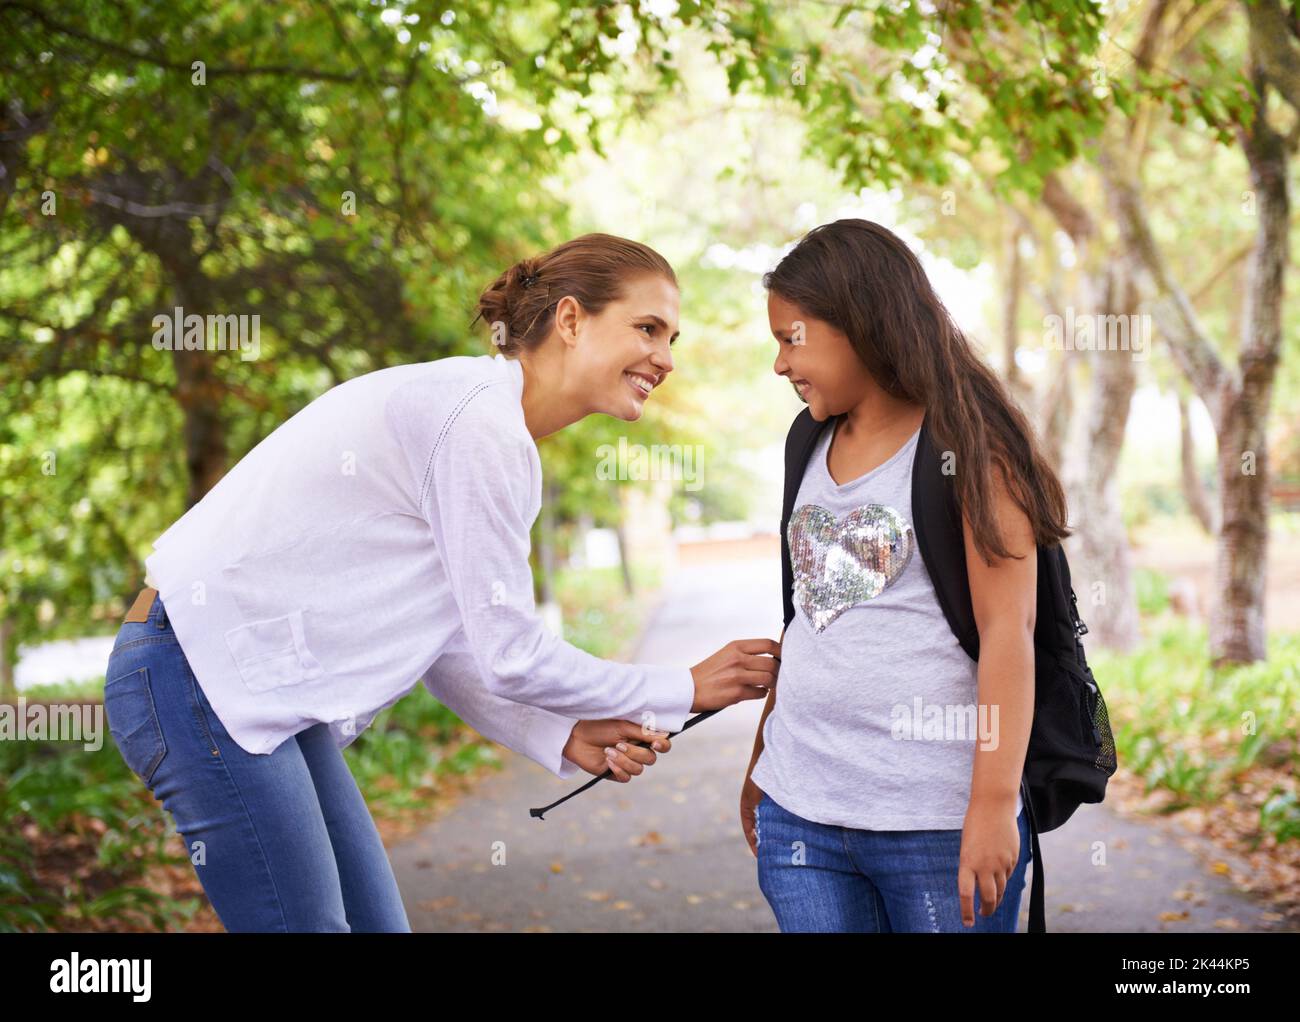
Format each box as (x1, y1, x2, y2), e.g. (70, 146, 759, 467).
(962, 467, 1037, 809)
(959, 466, 1037, 925)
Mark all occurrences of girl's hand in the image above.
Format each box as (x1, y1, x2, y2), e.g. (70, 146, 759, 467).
(740, 774, 765, 857)
(957, 801, 1022, 926)
(563, 719, 672, 781)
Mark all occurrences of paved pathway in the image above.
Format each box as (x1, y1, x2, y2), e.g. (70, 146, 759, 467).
(389, 557, 1287, 932)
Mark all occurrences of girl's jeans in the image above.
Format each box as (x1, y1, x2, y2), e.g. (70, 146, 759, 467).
(103, 591, 410, 932)
(755, 790, 1031, 932)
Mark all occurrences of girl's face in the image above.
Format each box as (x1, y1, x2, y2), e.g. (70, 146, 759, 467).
(559, 273, 679, 421)
(768, 292, 872, 420)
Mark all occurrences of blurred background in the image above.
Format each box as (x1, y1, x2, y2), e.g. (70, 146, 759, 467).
(1, 0, 1297, 932)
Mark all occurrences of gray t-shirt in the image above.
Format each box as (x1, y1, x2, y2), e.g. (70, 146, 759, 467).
(752, 419, 1022, 830)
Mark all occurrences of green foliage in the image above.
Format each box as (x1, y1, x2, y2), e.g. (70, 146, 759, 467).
(0, 705, 199, 931)
(554, 561, 663, 659)
(0, 0, 700, 670)
(342, 685, 501, 815)
(1260, 787, 1300, 844)
(1089, 617, 1300, 840)
(1133, 566, 1171, 616)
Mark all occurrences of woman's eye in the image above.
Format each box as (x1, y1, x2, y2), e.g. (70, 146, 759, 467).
(639, 323, 655, 335)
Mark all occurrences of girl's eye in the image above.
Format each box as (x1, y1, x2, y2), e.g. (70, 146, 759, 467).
(639, 323, 655, 335)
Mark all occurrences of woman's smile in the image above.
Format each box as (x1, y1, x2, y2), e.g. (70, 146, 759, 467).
(624, 369, 657, 399)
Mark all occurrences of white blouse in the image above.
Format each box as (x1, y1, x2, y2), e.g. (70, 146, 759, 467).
(143, 353, 695, 773)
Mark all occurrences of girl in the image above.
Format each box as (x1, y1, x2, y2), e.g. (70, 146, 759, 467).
(104, 233, 780, 932)
(742, 219, 1071, 932)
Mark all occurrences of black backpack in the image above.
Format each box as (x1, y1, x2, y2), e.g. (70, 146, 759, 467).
(780, 408, 1118, 934)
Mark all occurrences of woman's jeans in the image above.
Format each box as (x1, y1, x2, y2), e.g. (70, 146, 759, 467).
(103, 591, 410, 932)
(755, 790, 1031, 932)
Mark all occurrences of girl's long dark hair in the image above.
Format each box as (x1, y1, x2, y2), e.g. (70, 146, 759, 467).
(763, 218, 1070, 564)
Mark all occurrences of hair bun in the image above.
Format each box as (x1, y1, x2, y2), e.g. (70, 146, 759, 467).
(513, 258, 541, 290)
(471, 233, 678, 356)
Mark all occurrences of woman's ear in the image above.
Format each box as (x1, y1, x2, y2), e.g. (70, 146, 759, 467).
(553, 294, 582, 348)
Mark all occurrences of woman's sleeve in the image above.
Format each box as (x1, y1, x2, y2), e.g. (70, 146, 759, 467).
(420, 648, 583, 779)
(397, 385, 695, 732)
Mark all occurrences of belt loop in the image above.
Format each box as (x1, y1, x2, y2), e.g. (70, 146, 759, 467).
(154, 593, 167, 630)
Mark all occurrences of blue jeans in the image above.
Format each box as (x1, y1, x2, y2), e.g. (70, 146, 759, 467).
(755, 790, 1030, 932)
(102, 591, 410, 932)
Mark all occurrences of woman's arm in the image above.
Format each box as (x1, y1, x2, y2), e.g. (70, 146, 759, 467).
(393, 387, 697, 731)
(421, 650, 583, 779)
(422, 651, 670, 781)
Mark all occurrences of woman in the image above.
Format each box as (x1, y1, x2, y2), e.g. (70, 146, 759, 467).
(104, 233, 780, 932)
(740, 219, 1068, 932)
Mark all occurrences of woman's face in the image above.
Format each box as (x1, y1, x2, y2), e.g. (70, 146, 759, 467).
(559, 273, 679, 421)
(768, 291, 872, 420)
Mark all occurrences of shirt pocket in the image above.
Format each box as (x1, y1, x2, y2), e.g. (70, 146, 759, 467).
(223, 608, 324, 694)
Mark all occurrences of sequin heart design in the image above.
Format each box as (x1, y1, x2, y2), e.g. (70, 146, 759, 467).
(788, 503, 913, 633)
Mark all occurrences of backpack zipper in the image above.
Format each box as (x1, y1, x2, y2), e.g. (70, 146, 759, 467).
(1069, 589, 1089, 637)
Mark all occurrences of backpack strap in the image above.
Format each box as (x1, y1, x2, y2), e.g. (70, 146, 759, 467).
(1022, 775, 1046, 933)
(780, 408, 836, 629)
(910, 415, 980, 661)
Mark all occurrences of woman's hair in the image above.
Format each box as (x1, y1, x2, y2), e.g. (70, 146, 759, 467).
(472, 233, 678, 355)
(763, 218, 1070, 564)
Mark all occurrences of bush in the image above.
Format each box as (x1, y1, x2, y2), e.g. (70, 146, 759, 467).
(1089, 616, 1300, 841)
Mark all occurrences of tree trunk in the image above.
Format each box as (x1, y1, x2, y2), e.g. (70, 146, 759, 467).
(1210, 64, 1287, 664)
(172, 340, 230, 508)
(1001, 221, 1031, 410)
(537, 477, 557, 604)
(1101, 51, 1287, 664)
(0, 616, 15, 702)
(1038, 171, 1140, 648)
(615, 521, 634, 596)
(1060, 267, 1140, 650)
(1038, 346, 1075, 475)
(1178, 389, 1218, 534)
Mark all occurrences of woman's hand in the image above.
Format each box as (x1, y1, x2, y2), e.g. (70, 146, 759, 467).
(690, 638, 781, 711)
(740, 773, 764, 857)
(957, 799, 1022, 926)
(562, 719, 672, 781)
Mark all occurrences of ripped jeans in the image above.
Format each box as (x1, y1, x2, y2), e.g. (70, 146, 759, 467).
(755, 790, 1031, 932)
